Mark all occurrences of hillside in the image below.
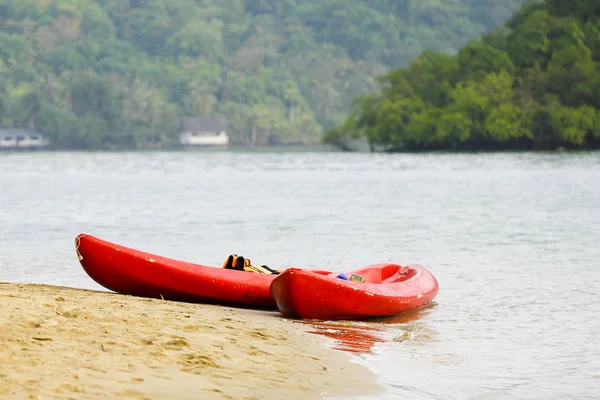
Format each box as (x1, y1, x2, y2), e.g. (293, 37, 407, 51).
(325, 0, 600, 151)
(0, 0, 524, 149)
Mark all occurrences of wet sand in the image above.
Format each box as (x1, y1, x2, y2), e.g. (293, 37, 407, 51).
(0, 282, 380, 400)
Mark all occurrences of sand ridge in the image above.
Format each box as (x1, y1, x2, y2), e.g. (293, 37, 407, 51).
(0, 282, 380, 400)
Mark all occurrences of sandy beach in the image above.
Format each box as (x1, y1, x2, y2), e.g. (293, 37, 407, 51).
(0, 282, 380, 400)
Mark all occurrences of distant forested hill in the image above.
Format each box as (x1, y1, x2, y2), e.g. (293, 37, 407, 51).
(325, 0, 600, 151)
(0, 0, 524, 149)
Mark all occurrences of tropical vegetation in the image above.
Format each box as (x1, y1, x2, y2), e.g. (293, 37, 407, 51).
(325, 0, 600, 151)
(0, 0, 524, 149)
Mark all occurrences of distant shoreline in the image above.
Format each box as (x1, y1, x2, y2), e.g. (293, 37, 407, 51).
(2, 144, 599, 154)
(0, 143, 337, 153)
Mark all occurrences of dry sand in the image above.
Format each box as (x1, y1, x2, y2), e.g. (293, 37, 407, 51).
(0, 282, 381, 400)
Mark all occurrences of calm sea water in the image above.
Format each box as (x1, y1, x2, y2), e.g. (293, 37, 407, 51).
(1, 150, 599, 400)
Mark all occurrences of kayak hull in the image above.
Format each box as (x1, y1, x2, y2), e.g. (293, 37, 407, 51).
(75, 233, 278, 308)
(269, 263, 439, 320)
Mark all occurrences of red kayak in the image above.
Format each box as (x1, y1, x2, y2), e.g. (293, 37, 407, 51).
(269, 263, 439, 320)
(75, 233, 282, 308)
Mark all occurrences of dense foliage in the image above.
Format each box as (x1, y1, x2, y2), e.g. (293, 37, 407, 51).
(325, 0, 600, 151)
(0, 0, 524, 149)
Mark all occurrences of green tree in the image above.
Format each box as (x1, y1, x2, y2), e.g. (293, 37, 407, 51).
(327, 0, 600, 152)
(33, 101, 77, 146)
(0, 0, 531, 149)
(550, 105, 596, 145)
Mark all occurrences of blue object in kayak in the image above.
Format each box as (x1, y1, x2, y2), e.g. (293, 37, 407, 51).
(336, 273, 349, 280)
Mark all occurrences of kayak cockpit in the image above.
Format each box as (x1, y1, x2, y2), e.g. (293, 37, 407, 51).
(346, 264, 417, 284)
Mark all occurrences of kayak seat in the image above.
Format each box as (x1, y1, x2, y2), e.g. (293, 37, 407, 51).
(222, 254, 282, 275)
(382, 265, 415, 283)
(351, 264, 413, 284)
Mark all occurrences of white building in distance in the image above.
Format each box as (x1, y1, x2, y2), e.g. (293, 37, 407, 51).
(179, 116, 229, 147)
(0, 128, 50, 150)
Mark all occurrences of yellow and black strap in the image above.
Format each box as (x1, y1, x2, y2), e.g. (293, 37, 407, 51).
(222, 254, 282, 275)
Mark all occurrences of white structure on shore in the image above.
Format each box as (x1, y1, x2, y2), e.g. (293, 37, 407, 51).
(179, 116, 229, 147)
(0, 128, 50, 150)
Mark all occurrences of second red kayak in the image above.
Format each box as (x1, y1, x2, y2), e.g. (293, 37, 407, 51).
(75, 233, 281, 308)
(269, 263, 439, 320)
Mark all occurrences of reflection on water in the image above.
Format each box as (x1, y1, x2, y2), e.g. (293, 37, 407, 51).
(303, 304, 438, 354)
(305, 323, 386, 354)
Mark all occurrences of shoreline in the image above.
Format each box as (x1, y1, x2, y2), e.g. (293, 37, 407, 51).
(0, 282, 382, 400)
(3, 145, 599, 155)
